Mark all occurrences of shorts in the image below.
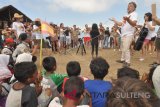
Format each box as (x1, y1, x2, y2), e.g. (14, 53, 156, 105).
(84, 37, 91, 42)
(155, 38, 160, 50)
(144, 39, 150, 44)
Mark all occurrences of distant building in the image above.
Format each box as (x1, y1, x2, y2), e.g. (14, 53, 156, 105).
(0, 5, 32, 30)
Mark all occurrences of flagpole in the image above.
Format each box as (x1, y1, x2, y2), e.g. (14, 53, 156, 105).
(39, 21, 55, 75)
(39, 23, 43, 77)
(39, 37, 43, 74)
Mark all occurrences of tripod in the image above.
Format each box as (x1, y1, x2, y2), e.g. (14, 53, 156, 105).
(76, 38, 86, 55)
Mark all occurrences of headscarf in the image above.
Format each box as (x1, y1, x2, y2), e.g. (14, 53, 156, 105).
(0, 54, 12, 82)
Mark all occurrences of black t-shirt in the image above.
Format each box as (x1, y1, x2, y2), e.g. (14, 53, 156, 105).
(22, 85, 38, 107)
(90, 30, 100, 39)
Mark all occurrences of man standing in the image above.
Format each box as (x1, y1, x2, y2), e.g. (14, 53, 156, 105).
(110, 2, 138, 66)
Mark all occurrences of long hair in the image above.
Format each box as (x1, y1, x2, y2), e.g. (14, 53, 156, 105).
(91, 23, 99, 32)
(145, 12, 152, 21)
(34, 21, 41, 27)
(60, 23, 64, 28)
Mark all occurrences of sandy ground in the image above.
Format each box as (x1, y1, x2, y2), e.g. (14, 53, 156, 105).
(36, 47, 156, 81)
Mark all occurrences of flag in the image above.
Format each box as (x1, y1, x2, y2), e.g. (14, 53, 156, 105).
(41, 21, 55, 37)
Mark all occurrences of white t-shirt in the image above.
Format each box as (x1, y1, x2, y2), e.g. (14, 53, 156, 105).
(84, 29, 90, 37)
(33, 25, 42, 39)
(49, 97, 89, 107)
(33, 25, 39, 31)
(145, 21, 156, 40)
(121, 11, 138, 37)
(59, 28, 65, 38)
(12, 22, 25, 37)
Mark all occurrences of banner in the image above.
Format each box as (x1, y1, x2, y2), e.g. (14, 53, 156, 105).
(41, 21, 55, 37)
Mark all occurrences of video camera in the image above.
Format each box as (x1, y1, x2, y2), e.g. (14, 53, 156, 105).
(78, 38, 83, 42)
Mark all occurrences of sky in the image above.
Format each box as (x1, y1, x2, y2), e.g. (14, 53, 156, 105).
(0, 0, 160, 29)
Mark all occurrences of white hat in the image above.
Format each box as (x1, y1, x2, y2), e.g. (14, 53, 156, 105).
(13, 13, 23, 19)
(16, 53, 32, 64)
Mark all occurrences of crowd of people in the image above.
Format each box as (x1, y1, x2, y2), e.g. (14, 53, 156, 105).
(1, 54, 160, 107)
(0, 10, 158, 63)
(1, 1, 160, 107)
(0, 15, 116, 56)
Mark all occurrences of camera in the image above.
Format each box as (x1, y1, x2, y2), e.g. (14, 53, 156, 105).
(78, 38, 83, 42)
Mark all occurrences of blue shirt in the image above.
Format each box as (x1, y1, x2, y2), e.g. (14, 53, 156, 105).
(84, 80, 112, 107)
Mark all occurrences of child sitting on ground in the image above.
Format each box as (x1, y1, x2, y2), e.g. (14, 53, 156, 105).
(62, 61, 89, 91)
(62, 61, 90, 105)
(84, 57, 112, 107)
(117, 67, 140, 79)
(42, 56, 67, 94)
(141, 65, 158, 93)
(49, 76, 91, 107)
(107, 77, 159, 107)
(1, 38, 14, 55)
(66, 61, 88, 80)
(6, 62, 41, 107)
(0, 54, 14, 107)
